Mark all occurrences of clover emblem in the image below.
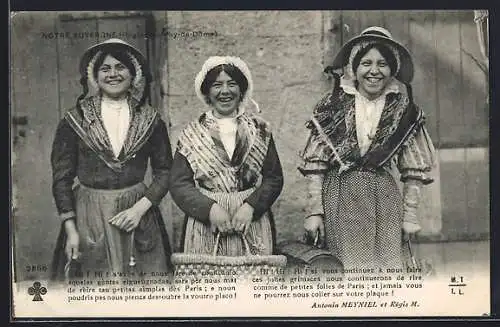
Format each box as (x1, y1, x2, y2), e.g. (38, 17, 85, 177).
(28, 281, 47, 301)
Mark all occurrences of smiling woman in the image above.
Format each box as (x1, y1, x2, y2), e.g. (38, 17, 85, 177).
(50, 39, 173, 281)
(300, 27, 437, 271)
(169, 56, 284, 257)
(353, 44, 398, 100)
(95, 53, 133, 100)
(201, 63, 248, 118)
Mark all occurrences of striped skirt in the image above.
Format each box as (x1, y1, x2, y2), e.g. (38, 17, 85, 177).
(183, 188, 274, 256)
(322, 168, 404, 271)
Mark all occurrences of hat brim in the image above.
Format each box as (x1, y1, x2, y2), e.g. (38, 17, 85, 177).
(79, 40, 150, 79)
(331, 34, 414, 84)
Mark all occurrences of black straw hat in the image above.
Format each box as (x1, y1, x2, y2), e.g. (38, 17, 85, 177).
(79, 38, 150, 80)
(331, 26, 414, 83)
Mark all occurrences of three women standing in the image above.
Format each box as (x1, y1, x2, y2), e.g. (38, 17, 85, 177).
(301, 27, 436, 270)
(51, 28, 436, 275)
(51, 39, 172, 279)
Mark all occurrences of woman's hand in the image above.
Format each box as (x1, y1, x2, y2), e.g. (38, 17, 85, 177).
(64, 219, 80, 261)
(209, 203, 233, 234)
(232, 202, 254, 233)
(304, 215, 324, 244)
(109, 197, 152, 233)
(402, 221, 421, 242)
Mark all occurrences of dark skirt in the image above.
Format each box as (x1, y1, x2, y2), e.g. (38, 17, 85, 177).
(322, 168, 404, 271)
(51, 182, 172, 281)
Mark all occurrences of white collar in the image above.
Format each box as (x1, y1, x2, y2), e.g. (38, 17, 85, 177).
(207, 107, 245, 121)
(207, 110, 238, 123)
(101, 97, 129, 110)
(339, 75, 404, 101)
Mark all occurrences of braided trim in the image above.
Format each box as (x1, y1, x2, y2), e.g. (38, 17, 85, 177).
(86, 50, 101, 94)
(127, 51, 146, 101)
(127, 51, 144, 88)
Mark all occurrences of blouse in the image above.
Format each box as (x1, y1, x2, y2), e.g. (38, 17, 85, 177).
(100, 97, 130, 158)
(346, 78, 401, 156)
(211, 111, 238, 158)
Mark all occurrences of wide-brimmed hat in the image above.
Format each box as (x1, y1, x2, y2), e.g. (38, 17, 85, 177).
(331, 26, 414, 83)
(80, 38, 151, 100)
(79, 38, 149, 78)
(194, 56, 260, 113)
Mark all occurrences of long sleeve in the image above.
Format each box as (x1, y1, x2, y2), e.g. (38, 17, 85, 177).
(297, 95, 334, 219)
(397, 124, 436, 184)
(244, 135, 284, 219)
(298, 93, 335, 177)
(169, 151, 216, 223)
(305, 174, 324, 218)
(298, 128, 332, 176)
(398, 123, 436, 231)
(143, 119, 173, 205)
(51, 118, 78, 221)
(402, 179, 423, 227)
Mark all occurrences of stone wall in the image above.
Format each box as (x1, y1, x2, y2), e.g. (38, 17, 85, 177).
(159, 11, 334, 249)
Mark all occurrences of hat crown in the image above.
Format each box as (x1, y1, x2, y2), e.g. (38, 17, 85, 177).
(360, 26, 393, 39)
(80, 38, 149, 74)
(99, 38, 133, 47)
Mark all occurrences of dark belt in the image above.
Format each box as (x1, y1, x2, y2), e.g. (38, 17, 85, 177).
(197, 184, 255, 193)
(340, 164, 388, 176)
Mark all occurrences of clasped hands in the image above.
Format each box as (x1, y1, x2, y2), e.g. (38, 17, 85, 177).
(209, 202, 254, 234)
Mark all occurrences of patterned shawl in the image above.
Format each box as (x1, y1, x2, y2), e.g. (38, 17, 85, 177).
(309, 82, 423, 172)
(65, 95, 159, 172)
(177, 111, 272, 193)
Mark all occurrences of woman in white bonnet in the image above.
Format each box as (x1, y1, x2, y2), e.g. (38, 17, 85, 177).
(170, 56, 284, 256)
(300, 27, 436, 270)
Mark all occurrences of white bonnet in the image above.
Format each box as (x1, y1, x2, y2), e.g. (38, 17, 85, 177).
(194, 56, 260, 113)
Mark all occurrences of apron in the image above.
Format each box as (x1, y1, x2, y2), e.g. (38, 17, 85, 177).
(183, 187, 273, 256)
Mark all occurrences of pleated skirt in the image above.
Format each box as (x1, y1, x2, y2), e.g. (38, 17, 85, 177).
(183, 188, 274, 256)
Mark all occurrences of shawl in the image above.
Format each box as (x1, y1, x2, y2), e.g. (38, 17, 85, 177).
(307, 79, 424, 173)
(64, 96, 159, 172)
(177, 111, 272, 193)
